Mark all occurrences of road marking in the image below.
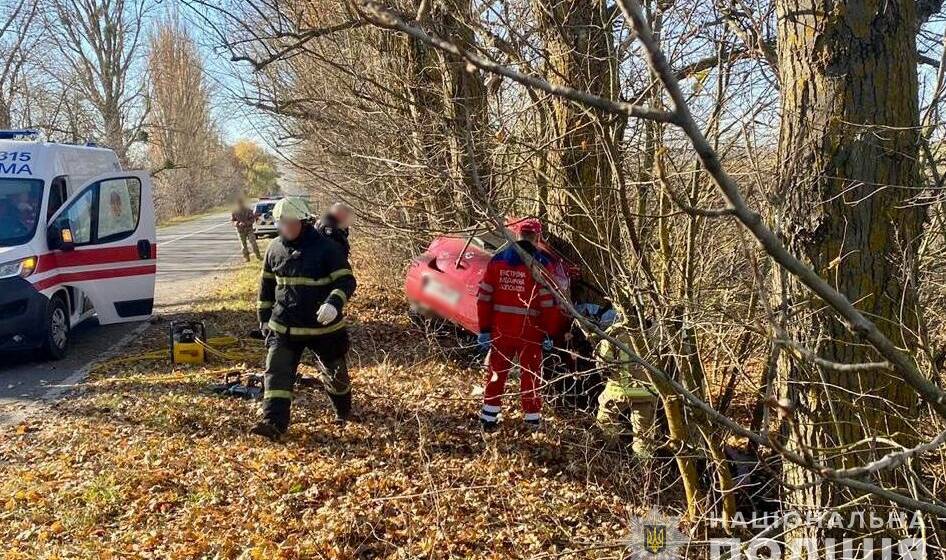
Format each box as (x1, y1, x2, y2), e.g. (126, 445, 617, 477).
(159, 219, 231, 246)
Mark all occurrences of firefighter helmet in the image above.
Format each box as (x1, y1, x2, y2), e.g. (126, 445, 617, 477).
(272, 197, 311, 222)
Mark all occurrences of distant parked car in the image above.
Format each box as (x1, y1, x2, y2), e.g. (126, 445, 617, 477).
(252, 197, 281, 239)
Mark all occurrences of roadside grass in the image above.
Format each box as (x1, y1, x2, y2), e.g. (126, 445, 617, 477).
(0, 241, 667, 559)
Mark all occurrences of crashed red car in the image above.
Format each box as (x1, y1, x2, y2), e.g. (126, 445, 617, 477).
(404, 226, 577, 341)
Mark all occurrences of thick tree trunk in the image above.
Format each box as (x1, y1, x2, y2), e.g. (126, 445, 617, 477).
(103, 101, 128, 165)
(534, 0, 621, 298)
(774, 0, 925, 532)
(403, 33, 455, 228)
(401, 0, 490, 229)
(436, 0, 492, 223)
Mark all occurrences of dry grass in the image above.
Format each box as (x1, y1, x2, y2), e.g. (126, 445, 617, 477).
(0, 240, 675, 559)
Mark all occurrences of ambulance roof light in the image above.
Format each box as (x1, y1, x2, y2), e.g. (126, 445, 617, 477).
(0, 129, 40, 140)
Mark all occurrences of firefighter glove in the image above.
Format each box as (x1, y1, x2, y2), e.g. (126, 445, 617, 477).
(317, 303, 339, 325)
(477, 332, 491, 351)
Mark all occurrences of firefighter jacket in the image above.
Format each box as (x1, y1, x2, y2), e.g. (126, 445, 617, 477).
(257, 224, 356, 337)
(317, 214, 350, 258)
(476, 240, 558, 342)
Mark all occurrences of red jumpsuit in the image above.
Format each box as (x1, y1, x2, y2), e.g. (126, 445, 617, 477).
(476, 241, 558, 424)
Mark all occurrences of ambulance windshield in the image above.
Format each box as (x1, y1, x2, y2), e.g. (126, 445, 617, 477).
(0, 178, 43, 247)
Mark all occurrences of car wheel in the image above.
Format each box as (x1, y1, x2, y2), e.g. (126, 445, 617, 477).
(42, 296, 70, 360)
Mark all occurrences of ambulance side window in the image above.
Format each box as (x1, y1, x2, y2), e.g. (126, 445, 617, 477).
(96, 178, 140, 242)
(47, 177, 68, 221)
(58, 188, 94, 245)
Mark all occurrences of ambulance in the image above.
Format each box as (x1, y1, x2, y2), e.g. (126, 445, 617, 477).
(0, 130, 156, 359)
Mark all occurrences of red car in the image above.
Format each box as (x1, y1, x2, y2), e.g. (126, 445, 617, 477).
(404, 227, 576, 340)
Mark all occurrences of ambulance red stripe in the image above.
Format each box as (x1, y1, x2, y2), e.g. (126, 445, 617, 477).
(32, 264, 157, 292)
(34, 244, 158, 274)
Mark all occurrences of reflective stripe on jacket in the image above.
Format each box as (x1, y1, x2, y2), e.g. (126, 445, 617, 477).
(257, 224, 356, 336)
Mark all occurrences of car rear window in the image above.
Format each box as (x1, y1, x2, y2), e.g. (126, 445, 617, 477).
(473, 231, 507, 251)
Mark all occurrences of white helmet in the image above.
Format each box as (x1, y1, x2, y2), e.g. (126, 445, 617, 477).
(272, 197, 311, 222)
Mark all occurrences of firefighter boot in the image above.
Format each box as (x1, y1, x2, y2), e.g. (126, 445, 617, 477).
(524, 418, 542, 432)
(480, 419, 499, 433)
(250, 420, 284, 442)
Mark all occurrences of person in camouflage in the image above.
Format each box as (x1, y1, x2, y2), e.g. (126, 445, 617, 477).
(231, 197, 261, 261)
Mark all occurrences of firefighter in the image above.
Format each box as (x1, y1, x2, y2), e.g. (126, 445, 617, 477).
(252, 197, 357, 441)
(476, 218, 558, 432)
(316, 202, 352, 258)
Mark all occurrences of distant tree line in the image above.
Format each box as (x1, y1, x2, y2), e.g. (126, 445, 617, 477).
(0, 0, 280, 220)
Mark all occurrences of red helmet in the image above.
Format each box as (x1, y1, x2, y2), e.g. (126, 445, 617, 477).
(514, 218, 543, 236)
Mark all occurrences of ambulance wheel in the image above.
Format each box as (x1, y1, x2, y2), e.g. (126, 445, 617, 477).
(42, 296, 70, 360)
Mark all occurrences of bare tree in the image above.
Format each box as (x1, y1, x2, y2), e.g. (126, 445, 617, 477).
(0, 0, 38, 128)
(43, 0, 150, 162)
(148, 16, 239, 218)
(772, 0, 933, 541)
(190, 0, 946, 550)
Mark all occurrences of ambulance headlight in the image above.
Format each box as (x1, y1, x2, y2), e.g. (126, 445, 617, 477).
(0, 256, 38, 279)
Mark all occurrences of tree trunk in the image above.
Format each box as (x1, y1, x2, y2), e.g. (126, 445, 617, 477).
(400, 0, 491, 229)
(534, 0, 621, 299)
(402, 31, 455, 228)
(0, 99, 11, 130)
(103, 98, 128, 165)
(435, 0, 492, 223)
(774, 0, 925, 534)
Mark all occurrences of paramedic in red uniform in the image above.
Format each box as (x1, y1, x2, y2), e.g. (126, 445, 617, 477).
(476, 218, 558, 431)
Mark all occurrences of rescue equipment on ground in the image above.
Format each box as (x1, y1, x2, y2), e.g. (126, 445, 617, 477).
(210, 370, 263, 399)
(170, 320, 207, 364)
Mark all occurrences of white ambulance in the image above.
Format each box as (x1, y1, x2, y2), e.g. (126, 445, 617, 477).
(0, 130, 156, 359)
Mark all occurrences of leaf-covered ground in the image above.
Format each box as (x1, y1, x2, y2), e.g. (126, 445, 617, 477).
(0, 244, 671, 559)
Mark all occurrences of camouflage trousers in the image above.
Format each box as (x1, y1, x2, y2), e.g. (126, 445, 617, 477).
(238, 229, 261, 261)
(596, 380, 658, 457)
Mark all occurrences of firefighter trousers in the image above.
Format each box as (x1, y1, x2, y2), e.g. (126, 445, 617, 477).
(480, 336, 543, 424)
(262, 330, 351, 431)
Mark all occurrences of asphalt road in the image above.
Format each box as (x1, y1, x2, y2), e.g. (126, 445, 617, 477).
(0, 211, 243, 424)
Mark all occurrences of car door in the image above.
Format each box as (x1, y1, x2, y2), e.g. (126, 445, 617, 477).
(45, 171, 156, 324)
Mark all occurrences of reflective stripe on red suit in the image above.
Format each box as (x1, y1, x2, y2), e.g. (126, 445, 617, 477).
(476, 240, 557, 421)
